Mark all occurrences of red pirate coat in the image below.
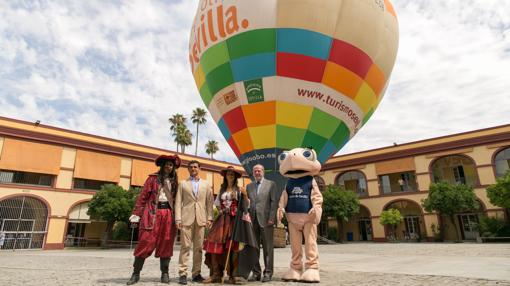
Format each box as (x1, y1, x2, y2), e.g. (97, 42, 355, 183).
(133, 174, 174, 230)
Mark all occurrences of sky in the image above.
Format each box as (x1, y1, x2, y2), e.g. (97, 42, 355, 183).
(1, 0, 509, 164)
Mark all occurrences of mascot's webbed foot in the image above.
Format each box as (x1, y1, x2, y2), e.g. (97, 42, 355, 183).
(282, 268, 302, 282)
(300, 268, 320, 283)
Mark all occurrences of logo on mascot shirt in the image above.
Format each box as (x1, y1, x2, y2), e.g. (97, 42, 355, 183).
(291, 187, 303, 195)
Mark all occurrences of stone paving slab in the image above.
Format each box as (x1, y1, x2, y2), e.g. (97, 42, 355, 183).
(0, 243, 509, 286)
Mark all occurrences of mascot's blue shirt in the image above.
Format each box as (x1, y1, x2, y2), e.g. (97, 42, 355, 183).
(285, 175, 313, 213)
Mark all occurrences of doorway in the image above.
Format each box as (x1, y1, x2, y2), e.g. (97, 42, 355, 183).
(458, 214, 479, 240)
(358, 219, 372, 241)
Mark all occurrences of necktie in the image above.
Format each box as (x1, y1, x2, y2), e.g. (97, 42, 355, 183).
(256, 181, 261, 195)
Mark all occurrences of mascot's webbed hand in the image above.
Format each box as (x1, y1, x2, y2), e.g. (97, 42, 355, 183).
(308, 207, 322, 224)
(277, 207, 285, 224)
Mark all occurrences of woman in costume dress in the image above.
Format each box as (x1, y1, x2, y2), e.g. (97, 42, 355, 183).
(202, 166, 248, 284)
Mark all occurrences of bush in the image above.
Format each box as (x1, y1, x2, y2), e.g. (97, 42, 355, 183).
(478, 217, 510, 237)
(327, 228, 338, 242)
(112, 221, 131, 241)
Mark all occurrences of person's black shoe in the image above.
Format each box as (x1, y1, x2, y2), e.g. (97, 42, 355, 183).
(161, 273, 170, 283)
(248, 274, 261, 282)
(126, 273, 140, 285)
(261, 275, 272, 283)
(192, 274, 205, 282)
(179, 275, 188, 285)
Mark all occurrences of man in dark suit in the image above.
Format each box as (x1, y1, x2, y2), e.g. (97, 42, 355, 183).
(246, 164, 278, 282)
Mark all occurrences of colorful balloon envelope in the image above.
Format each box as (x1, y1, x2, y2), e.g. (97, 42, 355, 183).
(189, 0, 399, 186)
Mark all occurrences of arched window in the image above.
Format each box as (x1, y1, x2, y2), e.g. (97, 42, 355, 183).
(0, 196, 48, 250)
(336, 171, 367, 196)
(431, 155, 478, 186)
(494, 147, 510, 178)
(314, 176, 326, 192)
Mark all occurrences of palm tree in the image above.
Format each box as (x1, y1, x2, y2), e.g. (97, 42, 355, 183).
(174, 124, 193, 154)
(205, 140, 219, 159)
(181, 128, 193, 154)
(191, 108, 208, 156)
(169, 114, 186, 151)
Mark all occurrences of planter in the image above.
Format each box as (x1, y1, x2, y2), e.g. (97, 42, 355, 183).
(273, 227, 287, 248)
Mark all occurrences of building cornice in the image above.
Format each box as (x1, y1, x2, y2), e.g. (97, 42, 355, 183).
(323, 131, 510, 171)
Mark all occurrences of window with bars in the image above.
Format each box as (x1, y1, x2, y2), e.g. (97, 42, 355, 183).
(0, 170, 54, 187)
(73, 178, 115, 191)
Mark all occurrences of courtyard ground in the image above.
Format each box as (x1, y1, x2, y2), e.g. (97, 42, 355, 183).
(0, 243, 509, 285)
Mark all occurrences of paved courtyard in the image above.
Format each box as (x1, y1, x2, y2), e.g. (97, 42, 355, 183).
(1, 243, 509, 286)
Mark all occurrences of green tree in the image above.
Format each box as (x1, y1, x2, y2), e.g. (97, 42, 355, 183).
(322, 185, 360, 242)
(422, 182, 480, 242)
(205, 140, 219, 159)
(87, 184, 136, 247)
(169, 113, 186, 151)
(180, 126, 193, 153)
(380, 208, 403, 240)
(173, 122, 193, 154)
(486, 170, 510, 219)
(191, 108, 208, 156)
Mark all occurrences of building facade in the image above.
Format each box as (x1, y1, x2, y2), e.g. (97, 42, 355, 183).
(317, 124, 510, 242)
(0, 117, 248, 250)
(1, 116, 509, 250)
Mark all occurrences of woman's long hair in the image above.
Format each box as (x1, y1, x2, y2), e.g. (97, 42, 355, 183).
(218, 173, 239, 200)
(157, 162, 178, 192)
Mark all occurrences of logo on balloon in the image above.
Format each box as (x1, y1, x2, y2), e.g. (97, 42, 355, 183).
(223, 91, 238, 105)
(244, 79, 264, 104)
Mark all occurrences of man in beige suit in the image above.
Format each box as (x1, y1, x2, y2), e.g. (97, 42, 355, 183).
(175, 160, 213, 285)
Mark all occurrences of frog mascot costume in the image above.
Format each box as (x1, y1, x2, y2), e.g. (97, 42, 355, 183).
(277, 148, 323, 283)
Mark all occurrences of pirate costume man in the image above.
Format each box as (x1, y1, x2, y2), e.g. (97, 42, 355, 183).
(127, 155, 180, 285)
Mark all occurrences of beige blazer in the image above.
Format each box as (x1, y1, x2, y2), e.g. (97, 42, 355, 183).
(175, 178, 213, 226)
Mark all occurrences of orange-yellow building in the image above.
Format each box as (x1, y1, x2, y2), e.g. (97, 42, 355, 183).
(0, 116, 509, 249)
(0, 116, 248, 250)
(316, 124, 509, 242)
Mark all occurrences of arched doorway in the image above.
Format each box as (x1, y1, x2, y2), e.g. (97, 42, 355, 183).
(383, 200, 424, 241)
(0, 196, 48, 250)
(65, 201, 108, 247)
(343, 205, 373, 241)
(443, 199, 485, 241)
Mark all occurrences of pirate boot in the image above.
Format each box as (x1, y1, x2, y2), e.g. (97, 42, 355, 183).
(127, 257, 145, 285)
(160, 258, 171, 283)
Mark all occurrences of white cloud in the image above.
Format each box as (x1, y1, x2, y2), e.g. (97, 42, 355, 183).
(0, 0, 509, 165)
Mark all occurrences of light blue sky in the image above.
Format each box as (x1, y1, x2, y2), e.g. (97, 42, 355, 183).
(1, 0, 509, 164)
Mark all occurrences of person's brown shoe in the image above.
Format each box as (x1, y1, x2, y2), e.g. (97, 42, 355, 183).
(203, 277, 221, 284)
(226, 277, 237, 285)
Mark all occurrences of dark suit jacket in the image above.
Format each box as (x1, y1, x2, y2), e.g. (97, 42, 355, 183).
(247, 178, 277, 227)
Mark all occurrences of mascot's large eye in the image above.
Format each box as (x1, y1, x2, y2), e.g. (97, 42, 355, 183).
(303, 150, 314, 161)
(278, 152, 287, 164)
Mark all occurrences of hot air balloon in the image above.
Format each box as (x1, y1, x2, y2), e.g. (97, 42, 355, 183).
(189, 0, 399, 189)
